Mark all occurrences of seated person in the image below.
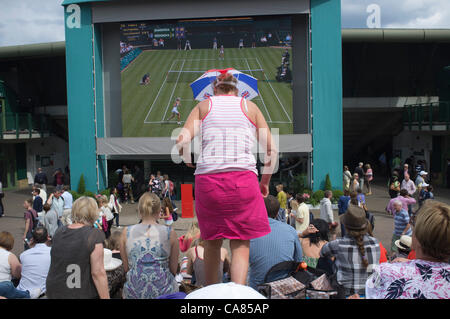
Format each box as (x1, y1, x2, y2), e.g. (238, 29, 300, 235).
(0, 231, 41, 299)
(248, 195, 303, 290)
(140, 73, 150, 85)
(186, 238, 230, 287)
(17, 227, 51, 297)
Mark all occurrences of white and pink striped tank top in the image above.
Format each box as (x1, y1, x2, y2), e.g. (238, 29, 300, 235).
(194, 95, 258, 175)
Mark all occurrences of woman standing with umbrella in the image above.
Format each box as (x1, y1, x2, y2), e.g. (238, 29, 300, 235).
(176, 70, 277, 286)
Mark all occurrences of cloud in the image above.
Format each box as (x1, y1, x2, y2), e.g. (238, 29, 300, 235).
(342, 0, 450, 28)
(0, 0, 449, 47)
(0, 0, 65, 46)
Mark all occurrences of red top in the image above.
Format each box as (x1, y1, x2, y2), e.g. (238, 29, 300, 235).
(379, 242, 388, 263)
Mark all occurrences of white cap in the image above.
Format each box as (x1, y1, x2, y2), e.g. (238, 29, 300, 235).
(103, 248, 122, 271)
(185, 282, 266, 299)
(419, 171, 428, 176)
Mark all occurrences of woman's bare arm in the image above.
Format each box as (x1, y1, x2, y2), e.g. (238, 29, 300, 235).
(90, 243, 110, 299)
(247, 100, 278, 196)
(9, 253, 22, 279)
(119, 227, 129, 273)
(169, 229, 180, 276)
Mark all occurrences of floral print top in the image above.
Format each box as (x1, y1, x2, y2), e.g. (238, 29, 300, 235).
(122, 223, 178, 299)
(365, 259, 450, 299)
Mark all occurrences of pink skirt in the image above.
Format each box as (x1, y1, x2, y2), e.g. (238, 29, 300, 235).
(195, 170, 270, 240)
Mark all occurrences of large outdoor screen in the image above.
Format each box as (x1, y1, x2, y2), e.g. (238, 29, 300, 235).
(120, 16, 294, 137)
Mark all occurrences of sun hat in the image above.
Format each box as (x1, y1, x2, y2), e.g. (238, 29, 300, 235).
(395, 235, 412, 251)
(340, 205, 368, 231)
(419, 171, 428, 176)
(185, 282, 266, 299)
(103, 248, 122, 271)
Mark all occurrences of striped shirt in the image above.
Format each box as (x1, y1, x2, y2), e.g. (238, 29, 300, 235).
(394, 209, 412, 236)
(249, 218, 303, 289)
(320, 235, 380, 295)
(195, 95, 258, 175)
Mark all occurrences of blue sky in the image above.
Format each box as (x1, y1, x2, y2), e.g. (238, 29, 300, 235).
(0, 0, 449, 46)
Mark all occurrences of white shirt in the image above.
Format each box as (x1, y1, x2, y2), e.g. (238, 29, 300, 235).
(401, 179, 417, 196)
(123, 174, 132, 184)
(18, 243, 51, 293)
(38, 188, 47, 205)
(296, 202, 310, 233)
(61, 191, 73, 209)
(0, 247, 11, 282)
(102, 206, 114, 221)
(319, 198, 334, 223)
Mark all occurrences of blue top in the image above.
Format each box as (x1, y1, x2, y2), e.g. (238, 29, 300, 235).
(338, 195, 350, 215)
(248, 218, 303, 289)
(394, 209, 412, 236)
(356, 193, 366, 205)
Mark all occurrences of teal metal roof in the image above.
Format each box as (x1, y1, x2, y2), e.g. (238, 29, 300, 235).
(61, 0, 110, 5)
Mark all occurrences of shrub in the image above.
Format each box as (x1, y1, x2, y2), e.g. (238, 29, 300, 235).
(100, 189, 111, 198)
(308, 197, 319, 207)
(69, 190, 81, 201)
(77, 174, 86, 195)
(84, 191, 96, 199)
(332, 189, 344, 204)
(324, 174, 332, 191)
(312, 190, 325, 203)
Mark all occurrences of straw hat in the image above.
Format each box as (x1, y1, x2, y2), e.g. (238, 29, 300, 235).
(395, 235, 412, 251)
(103, 248, 122, 271)
(185, 282, 266, 299)
(340, 205, 368, 231)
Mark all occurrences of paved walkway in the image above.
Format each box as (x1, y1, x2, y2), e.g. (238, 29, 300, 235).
(1, 182, 449, 258)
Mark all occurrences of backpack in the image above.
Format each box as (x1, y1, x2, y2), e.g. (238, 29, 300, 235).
(169, 181, 175, 195)
(28, 209, 39, 231)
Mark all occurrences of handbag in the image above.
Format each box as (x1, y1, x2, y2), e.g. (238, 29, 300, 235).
(172, 211, 178, 222)
(258, 276, 306, 299)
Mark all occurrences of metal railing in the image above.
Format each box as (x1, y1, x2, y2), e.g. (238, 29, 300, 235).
(0, 112, 52, 139)
(403, 101, 450, 131)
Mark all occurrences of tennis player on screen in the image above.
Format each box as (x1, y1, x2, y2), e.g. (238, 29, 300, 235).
(167, 97, 182, 124)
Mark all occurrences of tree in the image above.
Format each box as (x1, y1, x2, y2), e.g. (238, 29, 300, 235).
(324, 174, 332, 191)
(77, 174, 86, 195)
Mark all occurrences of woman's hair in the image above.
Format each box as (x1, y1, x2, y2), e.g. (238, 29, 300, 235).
(71, 196, 99, 226)
(347, 227, 370, 268)
(306, 219, 329, 246)
(185, 219, 200, 241)
(138, 192, 161, 219)
(105, 231, 122, 251)
(213, 72, 238, 94)
(96, 195, 108, 207)
(0, 231, 14, 251)
(162, 197, 174, 214)
(365, 164, 371, 169)
(343, 189, 350, 196)
(414, 200, 450, 261)
(349, 192, 358, 205)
